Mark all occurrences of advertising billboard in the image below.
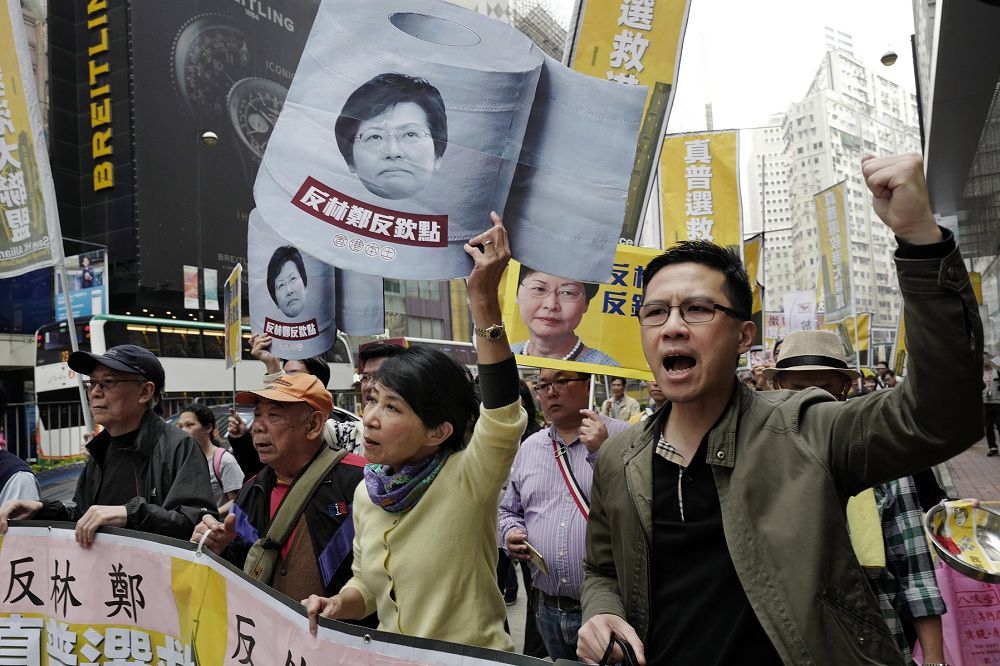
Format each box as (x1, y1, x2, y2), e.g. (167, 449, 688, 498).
(129, 1, 321, 304)
(48, 1, 322, 314)
(53, 250, 108, 320)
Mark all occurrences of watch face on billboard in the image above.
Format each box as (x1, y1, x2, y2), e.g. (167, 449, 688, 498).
(128, 2, 321, 300)
(227, 77, 287, 159)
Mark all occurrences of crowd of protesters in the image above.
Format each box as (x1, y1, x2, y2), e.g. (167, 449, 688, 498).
(0, 154, 989, 665)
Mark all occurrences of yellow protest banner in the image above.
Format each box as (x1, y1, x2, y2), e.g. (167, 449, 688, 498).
(567, 0, 693, 241)
(744, 233, 763, 347)
(660, 131, 741, 249)
(224, 263, 243, 370)
(0, 0, 61, 277)
(569, 0, 690, 90)
(814, 182, 852, 323)
(501, 246, 662, 381)
(822, 312, 871, 366)
(971, 271, 983, 305)
(892, 303, 907, 375)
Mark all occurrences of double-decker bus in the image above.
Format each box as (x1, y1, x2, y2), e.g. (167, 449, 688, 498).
(34, 314, 354, 458)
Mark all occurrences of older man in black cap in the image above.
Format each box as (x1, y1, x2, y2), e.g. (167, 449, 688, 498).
(0, 344, 216, 546)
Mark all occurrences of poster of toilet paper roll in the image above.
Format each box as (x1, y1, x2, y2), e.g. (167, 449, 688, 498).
(253, 0, 647, 284)
(248, 211, 384, 359)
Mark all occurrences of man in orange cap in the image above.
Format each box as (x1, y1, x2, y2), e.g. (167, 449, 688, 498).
(192, 373, 371, 620)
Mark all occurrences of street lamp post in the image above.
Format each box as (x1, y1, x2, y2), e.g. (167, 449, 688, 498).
(881, 34, 925, 152)
(194, 130, 218, 321)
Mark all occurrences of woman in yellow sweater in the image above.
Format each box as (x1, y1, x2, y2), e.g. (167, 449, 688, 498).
(303, 213, 527, 651)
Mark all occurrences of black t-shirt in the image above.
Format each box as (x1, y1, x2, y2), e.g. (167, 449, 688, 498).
(93, 430, 149, 506)
(646, 438, 782, 665)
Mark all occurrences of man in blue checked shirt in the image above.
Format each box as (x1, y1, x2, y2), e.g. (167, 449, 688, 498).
(498, 368, 630, 661)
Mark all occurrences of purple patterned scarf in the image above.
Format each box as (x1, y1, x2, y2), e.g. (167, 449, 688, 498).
(364, 450, 450, 513)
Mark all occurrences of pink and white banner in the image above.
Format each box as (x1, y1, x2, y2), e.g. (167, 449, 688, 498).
(0, 525, 548, 665)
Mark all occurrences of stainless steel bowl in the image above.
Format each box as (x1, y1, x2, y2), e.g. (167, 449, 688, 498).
(925, 501, 1000, 584)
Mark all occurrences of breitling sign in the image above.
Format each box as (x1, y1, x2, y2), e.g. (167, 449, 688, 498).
(88, 0, 114, 192)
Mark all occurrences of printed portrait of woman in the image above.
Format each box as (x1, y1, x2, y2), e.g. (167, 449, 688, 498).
(266, 245, 308, 319)
(334, 73, 448, 200)
(511, 265, 620, 366)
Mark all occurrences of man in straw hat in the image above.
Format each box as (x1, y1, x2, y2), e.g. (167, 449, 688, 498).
(762, 328, 861, 398)
(577, 153, 981, 665)
(192, 373, 371, 621)
(765, 329, 946, 664)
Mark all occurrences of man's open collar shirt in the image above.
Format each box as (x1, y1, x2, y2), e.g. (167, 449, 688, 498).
(498, 416, 629, 598)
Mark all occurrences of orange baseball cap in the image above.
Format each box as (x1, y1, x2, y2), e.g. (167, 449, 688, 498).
(235, 373, 333, 415)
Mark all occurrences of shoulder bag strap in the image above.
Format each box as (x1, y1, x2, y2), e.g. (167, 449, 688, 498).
(212, 447, 225, 485)
(551, 435, 589, 520)
(244, 446, 349, 582)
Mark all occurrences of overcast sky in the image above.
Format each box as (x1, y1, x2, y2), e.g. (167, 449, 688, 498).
(552, 0, 917, 133)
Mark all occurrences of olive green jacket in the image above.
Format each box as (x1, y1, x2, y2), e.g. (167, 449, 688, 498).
(582, 241, 983, 665)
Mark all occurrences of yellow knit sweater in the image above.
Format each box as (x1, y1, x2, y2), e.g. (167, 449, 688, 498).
(344, 401, 527, 651)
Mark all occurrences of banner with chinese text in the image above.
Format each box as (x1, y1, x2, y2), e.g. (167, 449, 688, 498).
(224, 264, 243, 371)
(783, 290, 817, 333)
(660, 131, 741, 249)
(500, 246, 661, 381)
(764, 311, 785, 353)
(0, 0, 60, 278)
(256, 0, 645, 284)
(567, 0, 693, 241)
(0, 524, 550, 665)
(814, 181, 852, 324)
(568, 0, 690, 89)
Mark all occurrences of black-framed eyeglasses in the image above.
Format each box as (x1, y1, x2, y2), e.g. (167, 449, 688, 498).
(637, 298, 746, 326)
(83, 378, 148, 392)
(534, 377, 588, 394)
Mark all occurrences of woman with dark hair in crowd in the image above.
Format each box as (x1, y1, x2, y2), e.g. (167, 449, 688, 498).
(177, 404, 243, 516)
(303, 213, 528, 651)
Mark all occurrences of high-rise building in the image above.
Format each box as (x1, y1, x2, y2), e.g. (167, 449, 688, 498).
(745, 113, 794, 308)
(511, 0, 567, 60)
(778, 47, 920, 333)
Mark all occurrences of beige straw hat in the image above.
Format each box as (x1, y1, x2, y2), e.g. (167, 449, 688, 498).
(761, 329, 861, 381)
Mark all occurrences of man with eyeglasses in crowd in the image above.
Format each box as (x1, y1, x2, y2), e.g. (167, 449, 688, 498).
(600, 377, 640, 421)
(499, 368, 629, 660)
(0, 345, 216, 546)
(577, 154, 983, 665)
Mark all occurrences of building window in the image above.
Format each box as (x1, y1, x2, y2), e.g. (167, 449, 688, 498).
(407, 317, 444, 339)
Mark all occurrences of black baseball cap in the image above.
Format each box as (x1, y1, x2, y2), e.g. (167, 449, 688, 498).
(69, 344, 165, 391)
